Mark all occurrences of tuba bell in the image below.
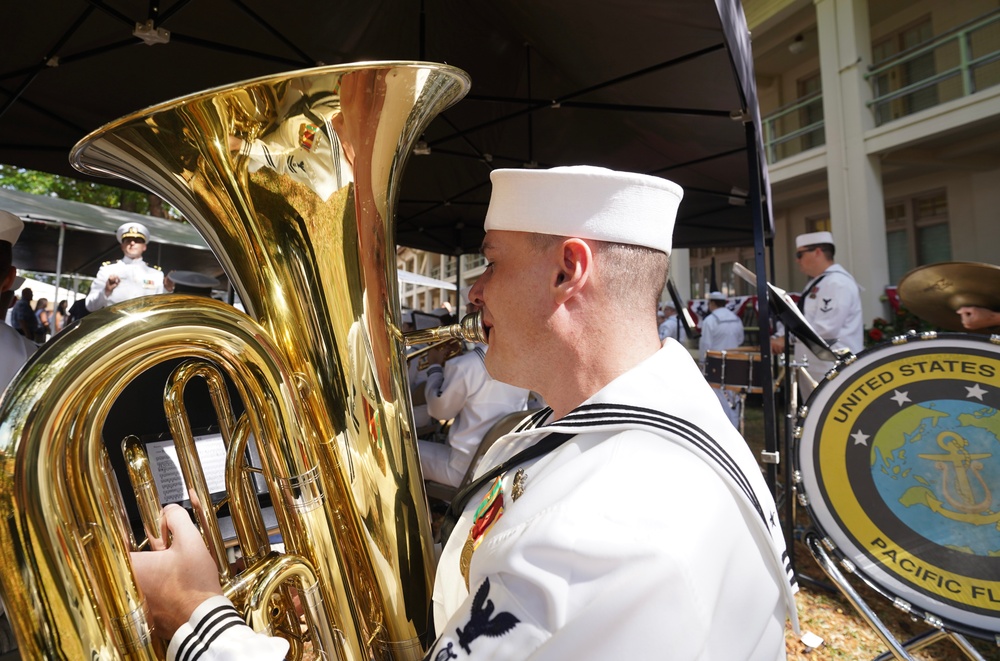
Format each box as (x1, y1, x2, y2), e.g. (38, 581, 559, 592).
(0, 62, 471, 659)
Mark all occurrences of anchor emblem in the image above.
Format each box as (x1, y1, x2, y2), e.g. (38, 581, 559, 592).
(918, 431, 992, 515)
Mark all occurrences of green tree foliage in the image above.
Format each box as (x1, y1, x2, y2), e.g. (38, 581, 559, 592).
(0, 164, 166, 216)
(22, 272, 91, 296)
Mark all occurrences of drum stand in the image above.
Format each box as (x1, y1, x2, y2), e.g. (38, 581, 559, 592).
(804, 532, 989, 661)
(777, 342, 821, 584)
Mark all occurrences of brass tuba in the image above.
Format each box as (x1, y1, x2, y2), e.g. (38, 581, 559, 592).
(0, 62, 472, 659)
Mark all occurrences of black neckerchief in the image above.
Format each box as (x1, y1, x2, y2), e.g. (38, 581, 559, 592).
(438, 432, 576, 547)
(425, 431, 575, 647)
(797, 273, 827, 311)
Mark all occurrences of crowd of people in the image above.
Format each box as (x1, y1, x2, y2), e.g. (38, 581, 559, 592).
(0, 219, 228, 387)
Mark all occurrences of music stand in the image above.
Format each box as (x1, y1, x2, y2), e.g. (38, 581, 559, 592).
(666, 279, 699, 339)
(733, 263, 838, 362)
(733, 262, 845, 583)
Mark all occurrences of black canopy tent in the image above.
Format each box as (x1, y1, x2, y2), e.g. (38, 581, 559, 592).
(0, 186, 225, 283)
(0, 1, 783, 510)
(0, 0, 772, 254)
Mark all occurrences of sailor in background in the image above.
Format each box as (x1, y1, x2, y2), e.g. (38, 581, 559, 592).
(657, 299, 688, 343)
(0, 209, 37, 655)
(698, 291, 746, 428)
(86, 222, 168, 311)
(770, 231, 863, 399)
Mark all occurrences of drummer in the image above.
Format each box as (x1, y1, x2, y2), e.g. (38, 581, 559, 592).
(957, 306, 1000, 331)
(770, 231, 863, 399)
(698, 291, 745, 428)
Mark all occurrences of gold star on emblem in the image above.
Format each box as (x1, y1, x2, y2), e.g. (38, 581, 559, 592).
(511, 468, 527, 501)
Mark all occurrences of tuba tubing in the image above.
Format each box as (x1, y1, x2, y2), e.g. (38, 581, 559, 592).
(0, 62, 470, 660)
(0, 296, 346, 658)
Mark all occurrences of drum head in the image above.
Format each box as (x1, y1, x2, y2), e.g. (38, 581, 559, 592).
(797, 333, 1000, 635)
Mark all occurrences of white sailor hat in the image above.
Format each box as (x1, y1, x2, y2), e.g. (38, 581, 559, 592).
(795, 231, 834, 249)
(484, 165, 683, 255)
(661, 299, 676, 309)
(708, 291, 727, 301)
(116, 222, 150, 243)
(0, 210, 24, 246)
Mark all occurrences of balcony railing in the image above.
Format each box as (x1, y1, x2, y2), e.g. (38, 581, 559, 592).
(761, 91, 825, 164)
(867, 10, 1000, 126)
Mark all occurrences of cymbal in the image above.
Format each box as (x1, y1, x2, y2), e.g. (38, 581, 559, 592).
(897, 261, 1000, 332)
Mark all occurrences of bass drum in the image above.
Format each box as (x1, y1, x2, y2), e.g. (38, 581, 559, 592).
(796, 333, 1000, 637)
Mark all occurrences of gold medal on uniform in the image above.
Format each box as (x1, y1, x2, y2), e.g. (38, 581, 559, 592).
(511, 468, 527, 501)
(460, 475, 505, 588)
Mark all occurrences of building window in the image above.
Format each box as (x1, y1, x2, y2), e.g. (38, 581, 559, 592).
(796, 73, 824, 153)
(464, 254, 485, 270)
(872, 17, 938, 125)
(914, 191, 951, 265)
(885, 190, 950, 285)
(805, 216, 831, 234)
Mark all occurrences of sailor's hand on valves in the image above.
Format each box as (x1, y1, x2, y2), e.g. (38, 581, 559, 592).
(104, 274, 120, 296)
(131, 504, 223, 640)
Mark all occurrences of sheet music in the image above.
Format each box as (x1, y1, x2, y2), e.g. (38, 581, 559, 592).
(146, 433, 228, 504)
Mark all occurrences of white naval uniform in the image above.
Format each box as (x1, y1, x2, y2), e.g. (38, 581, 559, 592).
(797, 263, 863, 399)
(165, 596, 288, 661)
(85, 256, 166, 311)
(698, 305, 745, 365)
(419, 345, 530, 487)
(0, 321, 37, 390)
(427, 340, 798, 660)
(166, 341, 797, 661)
(0, 321, 37, 626)
(698, 306, 746, 428)
(408, 346, 435, 433)
(658, 315, 688, 342)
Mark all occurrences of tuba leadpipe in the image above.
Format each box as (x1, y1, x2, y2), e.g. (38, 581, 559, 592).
(403, 311, 487, 348)
(403, 311, 487, 367)
(0, 62, 469, 660)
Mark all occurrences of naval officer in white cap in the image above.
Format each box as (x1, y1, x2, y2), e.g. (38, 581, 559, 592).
(770, 230, 863, 398)
(0, 210, 38, 392)
(131, 166, 798, 660)
(85, 222, 167, 311)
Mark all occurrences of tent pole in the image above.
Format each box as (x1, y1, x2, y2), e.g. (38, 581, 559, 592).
(745, 122, 782, 513)
(54, 223, 66, 309)
(455, 251, 462, 312)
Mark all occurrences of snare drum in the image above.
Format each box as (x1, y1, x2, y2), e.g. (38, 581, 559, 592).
(796, 333, 1000, 636)
(704, 349, 766, 393)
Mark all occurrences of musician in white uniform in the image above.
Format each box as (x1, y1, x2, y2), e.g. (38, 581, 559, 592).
(0, 211, 38, 391)
(85, 222, 167, 311)
(130, 166, 798, 660)
(418, 339, 530, 487)
(657, 299, 687, 342)
(698, 291, 747, 428)
(0, 209, 37, 654)
(770, 231, 863, 399)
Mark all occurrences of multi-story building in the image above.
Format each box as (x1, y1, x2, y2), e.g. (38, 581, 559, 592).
(402, 0, 1000, 328)
(397, 247, 487, 314)
(693, 0, 1000, 325)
